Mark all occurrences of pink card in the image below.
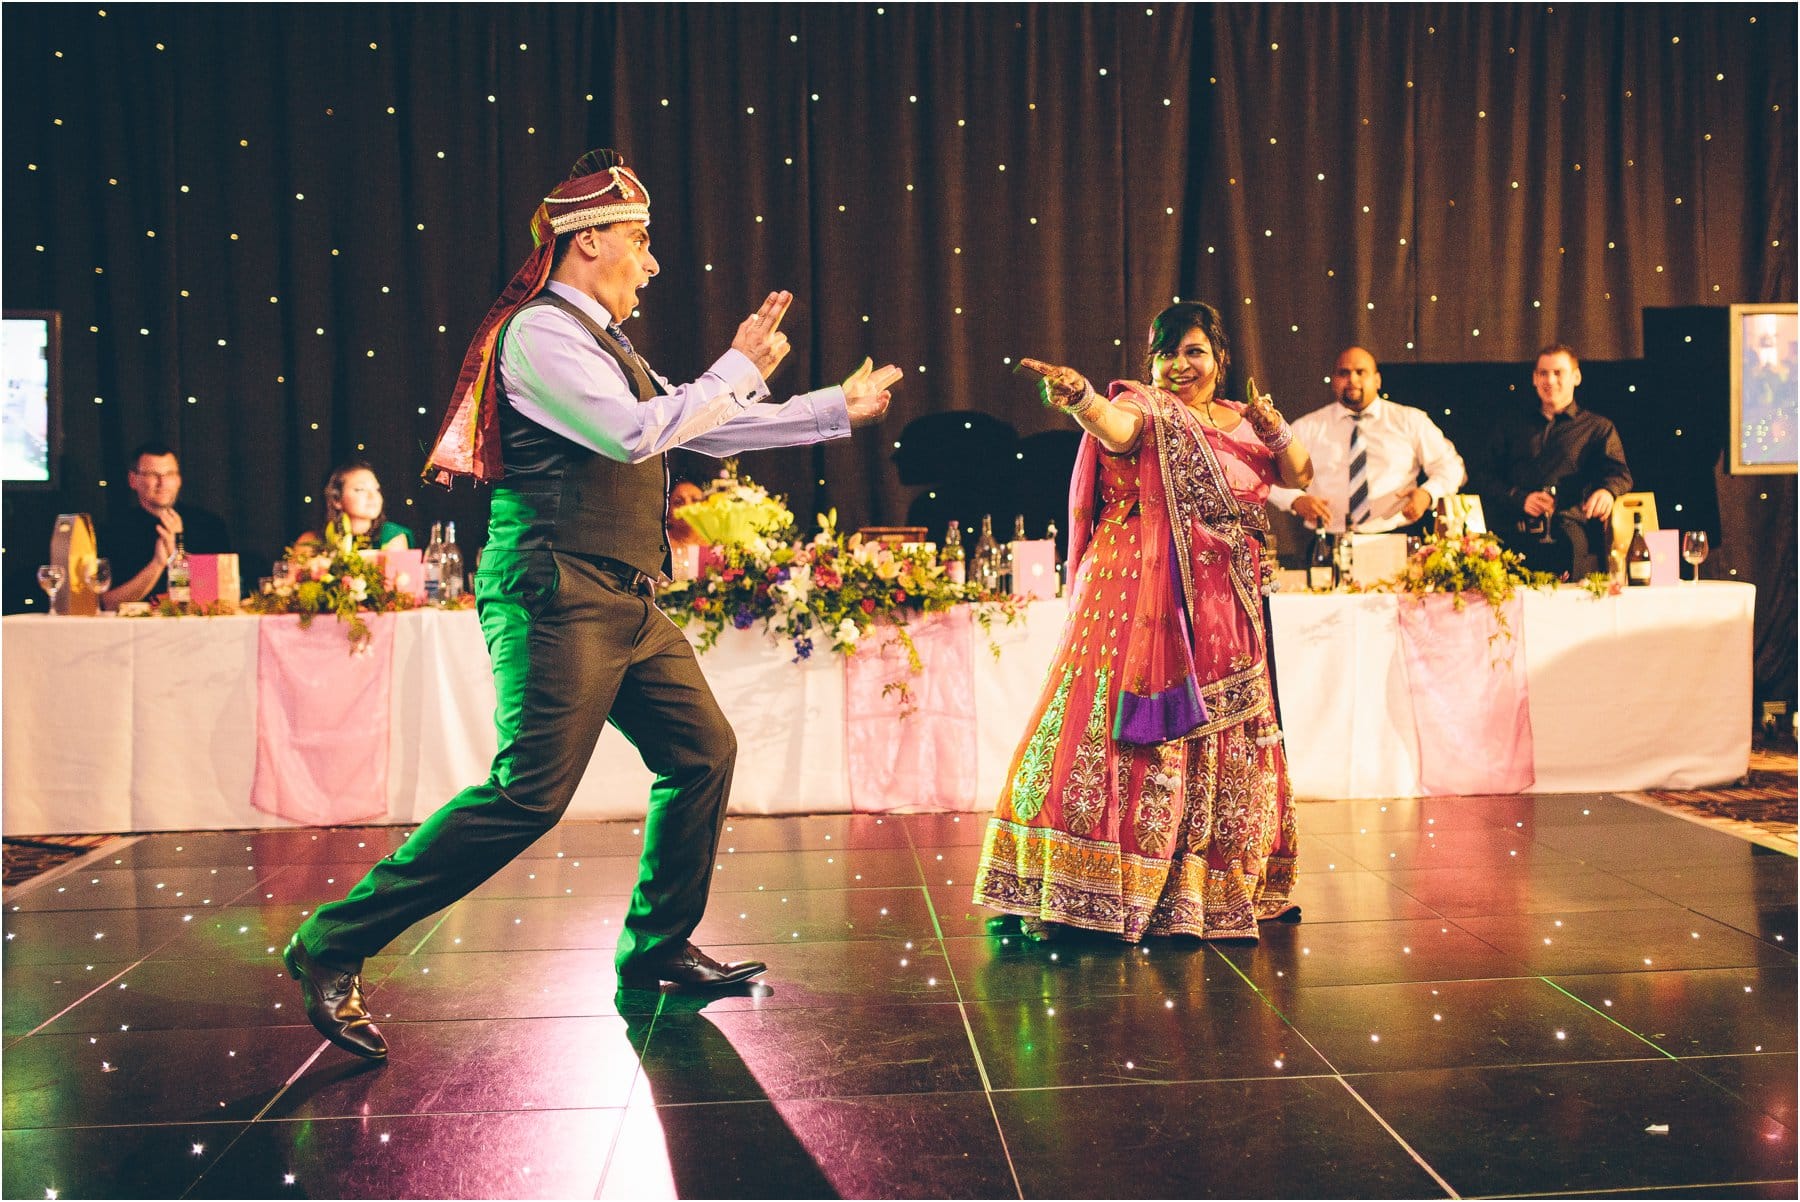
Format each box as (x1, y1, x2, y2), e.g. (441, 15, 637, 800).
(187, 553, 240, 610)
(379, 549, 426, 601)
(1010, 539, 1058, 598)
(1645, 529, 1680, 586)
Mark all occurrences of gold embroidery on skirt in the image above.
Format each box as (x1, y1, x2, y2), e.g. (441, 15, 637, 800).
(1063, 667, 1111, 836)
(1132, 742, 1182, 856)
(1008, 669, 1073, 823)
(1185, 734, 1218, 854)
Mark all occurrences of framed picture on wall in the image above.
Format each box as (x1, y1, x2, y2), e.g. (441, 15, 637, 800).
(1729, 302, 1798, 475)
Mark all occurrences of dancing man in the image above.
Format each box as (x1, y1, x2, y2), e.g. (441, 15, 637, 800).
(283, 148, 902, 1059)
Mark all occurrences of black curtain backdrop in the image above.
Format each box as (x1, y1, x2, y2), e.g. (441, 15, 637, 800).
(3, 4, 1794, 700)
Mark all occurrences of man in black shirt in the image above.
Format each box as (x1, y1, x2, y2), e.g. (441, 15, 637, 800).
(1470, 344, 1632, 579)
(100, 442, 232, 608)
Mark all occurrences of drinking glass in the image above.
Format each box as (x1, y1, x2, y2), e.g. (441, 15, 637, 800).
(86, 558, 112, 598)
(36, 564, 64, 613)
(1681, 530, 1710, 583)
(1536, 484, 1558, 544)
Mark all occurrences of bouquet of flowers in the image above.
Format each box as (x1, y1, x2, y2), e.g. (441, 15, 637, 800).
(241, 522, 417, 649)
(674, 459, 796, 547)
(1375, 529, 1557, 637)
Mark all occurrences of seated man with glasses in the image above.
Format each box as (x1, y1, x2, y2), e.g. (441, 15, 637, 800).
(100, 441, 233, 609)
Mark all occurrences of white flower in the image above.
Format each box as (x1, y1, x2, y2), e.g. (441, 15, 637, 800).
(348, 576, 369, 600)
(835, 618, 862, 647)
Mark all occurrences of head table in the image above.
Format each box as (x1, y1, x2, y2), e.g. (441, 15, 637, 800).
(1, 584, 1752, 835)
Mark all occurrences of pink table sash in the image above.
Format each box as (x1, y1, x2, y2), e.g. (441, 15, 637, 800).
(250, 615, 394, 825)
(845, 609, 978, 812)
(1396, 594, 1536, 795)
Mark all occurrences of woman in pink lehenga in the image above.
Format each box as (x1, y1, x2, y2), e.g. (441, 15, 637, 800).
(973, 301, 1314, 942)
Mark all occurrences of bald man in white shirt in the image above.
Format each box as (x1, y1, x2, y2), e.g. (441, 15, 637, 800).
(1268, 346, 1466, 534)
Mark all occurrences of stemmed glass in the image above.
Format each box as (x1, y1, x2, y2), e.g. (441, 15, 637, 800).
(1536, 484, 1558, 544)
(36, 564, 65, 614)
(1681, 530, 1710, 583)
(86, 558, 112, 601)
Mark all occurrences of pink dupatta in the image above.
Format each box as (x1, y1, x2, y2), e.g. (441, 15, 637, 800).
(1065, 382, 1270, 745)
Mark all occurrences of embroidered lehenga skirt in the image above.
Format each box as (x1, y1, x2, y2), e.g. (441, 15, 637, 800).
(972, 445, 1299, 942)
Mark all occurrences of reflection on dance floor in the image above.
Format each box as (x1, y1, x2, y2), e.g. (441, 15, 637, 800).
(2, 796, 1794, 1199)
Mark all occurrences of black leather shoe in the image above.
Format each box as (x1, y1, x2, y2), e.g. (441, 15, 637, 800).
(617, 942, 767, 990)
(284, 935, 387, 1060)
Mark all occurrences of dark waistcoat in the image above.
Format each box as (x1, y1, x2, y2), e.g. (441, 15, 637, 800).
(486, 292, 670, 577)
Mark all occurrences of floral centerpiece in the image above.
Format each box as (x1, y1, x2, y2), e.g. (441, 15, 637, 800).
(1370, 529, 1557, 638)
(241, 522, 422, 649)
(657, 509, 1023, 666)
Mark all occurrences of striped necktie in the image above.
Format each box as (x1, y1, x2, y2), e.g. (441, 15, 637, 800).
(607, 323, 636, 356)
(1347, 413, 1372, 530)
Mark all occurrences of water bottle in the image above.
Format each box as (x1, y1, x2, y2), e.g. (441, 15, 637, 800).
(438, 521, 465, 601)
(422, 522, 444, 602)
(972, 516, 1000, 595)
(166, 533, 191, 605)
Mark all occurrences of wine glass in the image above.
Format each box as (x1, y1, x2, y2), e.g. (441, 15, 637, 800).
(1536, 484, 1558, 544)
(85, 558, 112, 600)
(1681, 530, 1710, 583)
(36, 564, 64, 614)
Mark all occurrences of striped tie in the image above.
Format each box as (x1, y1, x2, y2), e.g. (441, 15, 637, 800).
(608, 323, 636, 356)
(1347, 413, 1372, 530)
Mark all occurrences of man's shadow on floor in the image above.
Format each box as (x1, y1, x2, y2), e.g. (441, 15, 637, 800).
(614, 984, 840, 1199)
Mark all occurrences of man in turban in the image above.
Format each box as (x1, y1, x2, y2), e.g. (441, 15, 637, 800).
(283, 149, 902, 1060)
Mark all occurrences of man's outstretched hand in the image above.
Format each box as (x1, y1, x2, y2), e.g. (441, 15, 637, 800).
(843, 358, 903, 428)
(732, 291, 794, 380)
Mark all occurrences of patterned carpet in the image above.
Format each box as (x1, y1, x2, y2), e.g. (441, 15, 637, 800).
(1629, 747, 1798, 853)
(1, 834, 118, 887)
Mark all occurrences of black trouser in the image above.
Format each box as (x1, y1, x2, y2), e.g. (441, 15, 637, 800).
(296, 549, 737, 974)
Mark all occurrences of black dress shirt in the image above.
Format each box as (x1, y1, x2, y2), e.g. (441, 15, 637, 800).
(1469, 401, 1633, 528)
(100, 503, 233, 597)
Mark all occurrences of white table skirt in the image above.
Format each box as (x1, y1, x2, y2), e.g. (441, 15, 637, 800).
(1, 603, 1067, 836)
(1269, 583, 1755, 800)
(2, 585, 1752, 834)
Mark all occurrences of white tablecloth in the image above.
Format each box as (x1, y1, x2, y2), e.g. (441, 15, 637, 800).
(2, 585, 1753, 834)
(1269, 583, 1755, 799)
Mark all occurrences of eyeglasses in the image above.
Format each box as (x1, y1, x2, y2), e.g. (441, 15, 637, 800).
(134, 470, 181, 482)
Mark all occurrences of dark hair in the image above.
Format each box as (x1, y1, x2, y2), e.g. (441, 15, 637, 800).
(1535, 342, 1581, 369)
(129, 441, 177, 470)
(320, 461, 389, 544)
(1145, 302, 1232, 398)
(549, 148, 627, 274)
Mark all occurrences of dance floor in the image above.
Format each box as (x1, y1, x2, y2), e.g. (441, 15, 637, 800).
(3, 794, 1795, 1199)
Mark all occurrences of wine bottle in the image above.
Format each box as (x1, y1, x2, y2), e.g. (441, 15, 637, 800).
(971, 515, 1000, 595)
(422, 522, 444, 601)
(166, 533, 191, 605)
(941, 519, 966, 585)
(1308, 528, 1337, 591)
(1626, 512, 1651, 587)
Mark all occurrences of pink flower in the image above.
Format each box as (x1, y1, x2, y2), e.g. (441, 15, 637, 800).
(1484, 544, 1501, 560)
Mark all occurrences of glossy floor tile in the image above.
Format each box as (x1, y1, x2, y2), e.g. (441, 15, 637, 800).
(1, 802, 1791, 1199)
(1347, 1058, 1797, 1197)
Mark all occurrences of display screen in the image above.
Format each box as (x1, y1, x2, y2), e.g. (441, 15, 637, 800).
(2, 314, 56, 484)
(1732, 305, 1799, 475)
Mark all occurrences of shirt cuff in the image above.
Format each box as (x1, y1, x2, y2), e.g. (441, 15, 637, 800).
(712, 348, 771, 405)
(809, 386, 851, 440)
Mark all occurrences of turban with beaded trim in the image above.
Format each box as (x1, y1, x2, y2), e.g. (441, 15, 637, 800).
(423, 150, 651, 485)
